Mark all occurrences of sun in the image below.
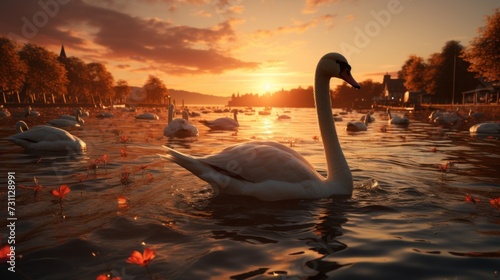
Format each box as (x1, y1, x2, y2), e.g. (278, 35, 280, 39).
(264, 83, 271, 92)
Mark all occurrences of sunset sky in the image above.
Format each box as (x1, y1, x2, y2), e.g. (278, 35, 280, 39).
(0, 0, 498, 97)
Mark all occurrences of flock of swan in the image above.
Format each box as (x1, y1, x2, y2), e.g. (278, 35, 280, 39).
(2, 52, 500, 201)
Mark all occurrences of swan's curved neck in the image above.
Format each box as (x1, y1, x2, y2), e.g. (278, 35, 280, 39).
(233, 111, 238, 122)
(16, 121, 29, 133)
(314, 72, 352, 187)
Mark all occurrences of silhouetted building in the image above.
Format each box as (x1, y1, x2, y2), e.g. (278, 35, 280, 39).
(381, 73, 407, 102)
(59, 44, 67, 59)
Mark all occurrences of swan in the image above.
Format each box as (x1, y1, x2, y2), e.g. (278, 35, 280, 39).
(346, 113, 369, 132)
(277, 114, 291, 120)
(135, 112, 160, 120)
(164, 104, 199, 137)
(97, 111, 114, 118)
(387, 108, 409, 125)
(469, 122, 500, 135)
(7, 121, 86, 153)
(199, 109, 239, 130)
(25, 106, 40, 117)
(160, 52, 360, 201)
(48, 110, 84, 129)
(0, 106, 11, 117)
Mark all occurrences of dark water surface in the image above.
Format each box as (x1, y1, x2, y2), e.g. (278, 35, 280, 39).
(0, 106, 499, 280)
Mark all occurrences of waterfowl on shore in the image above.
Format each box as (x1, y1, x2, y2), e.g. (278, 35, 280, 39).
(161, 52, 359, 201)
(7, 121, 86, 153)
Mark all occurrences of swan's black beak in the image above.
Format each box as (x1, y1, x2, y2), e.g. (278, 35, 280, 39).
(340, 70, 361, 89)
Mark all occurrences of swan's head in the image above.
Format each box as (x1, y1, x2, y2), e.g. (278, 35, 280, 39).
(318, 53, 360, 89)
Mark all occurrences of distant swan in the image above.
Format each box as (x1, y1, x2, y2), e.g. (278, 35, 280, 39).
(97, 111, 114, 118)
(161, 52, 360, 201)
(48, 110, 84, 129)
(7, 121, 86, 153)
(469, 122, 500, 135)
(199, 109, 239, 130)
(387, 108, 409, 125)
(25, 106, 40, 117)
(135, 112, 160, 120)
(164, 104, 199, 137)
(346, 113, 369, 132)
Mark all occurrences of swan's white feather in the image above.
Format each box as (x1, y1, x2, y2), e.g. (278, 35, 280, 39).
(7, 124, 86, 153)
(162, 142, 332, 201)
(470, 122, 500, 134)
(164, 118, 198, 137)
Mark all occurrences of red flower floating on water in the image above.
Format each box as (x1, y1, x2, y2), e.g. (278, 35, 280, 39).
(465, 194, 480, 204)
(490, 197, 500, 211)
(126, 247, 156, 267)
(0, 245, 11, 262)
(117, 195, 128, 205)
(120, 148, 128, 157)
(50, 184, 70, 199)
(96, 274, 121, 280)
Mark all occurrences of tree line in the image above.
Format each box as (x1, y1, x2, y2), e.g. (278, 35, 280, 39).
(0, 37, 168, 105)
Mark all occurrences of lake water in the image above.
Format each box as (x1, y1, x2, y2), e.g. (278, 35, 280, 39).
(0, 106, 499, 280)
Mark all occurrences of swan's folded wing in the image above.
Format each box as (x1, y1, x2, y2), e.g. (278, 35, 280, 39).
(199, 142, 320, 184)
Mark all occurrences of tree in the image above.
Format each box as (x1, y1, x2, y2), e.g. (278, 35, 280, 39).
(114, 79, 130, 103)
(87, 62, 114, 105)
(424, 41, 476, 103)
(462, 8, 500, 82)
(399, 55, 427, 92)
(0, 37, 27, 95)
(143, 75, 168, 104)
(59, 56, 91, 103)
(18, 43, 67, 102)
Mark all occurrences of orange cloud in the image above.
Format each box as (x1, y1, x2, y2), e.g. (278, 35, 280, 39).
(0, 0, 258, 75)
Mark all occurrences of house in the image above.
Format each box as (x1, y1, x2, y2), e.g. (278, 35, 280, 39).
(381, 73, 407, 103)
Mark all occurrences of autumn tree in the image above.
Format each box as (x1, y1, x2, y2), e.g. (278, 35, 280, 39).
(114, 79, 130, 103)
(59, 56, 91, 103)
(87, 62, 114, 104)
(0, 37, 27, 96)
(399, 55, 427, 92)
(18, 43, 68, 102)
(143, 75, 168, 104)
(462, 8, 500, 82)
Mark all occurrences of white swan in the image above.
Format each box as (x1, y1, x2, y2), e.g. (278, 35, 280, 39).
(0, 107, 11, 117)
(25, 106, 40, 117)
(199, 110, 239, 130)
(161, 52, 360, 201)
(135, 112, 160, 120)
(97, 111, 114, 118)
(48, 110, 84, 129)
(387, 108, 409, 125)
(7, 121, 86, 153)
(346, 113, 369, 132)
(164, 104, 199, 137)
(469, 122, 500, 135)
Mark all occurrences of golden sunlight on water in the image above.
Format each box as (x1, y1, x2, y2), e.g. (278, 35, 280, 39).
(0, 106, 499, 279)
